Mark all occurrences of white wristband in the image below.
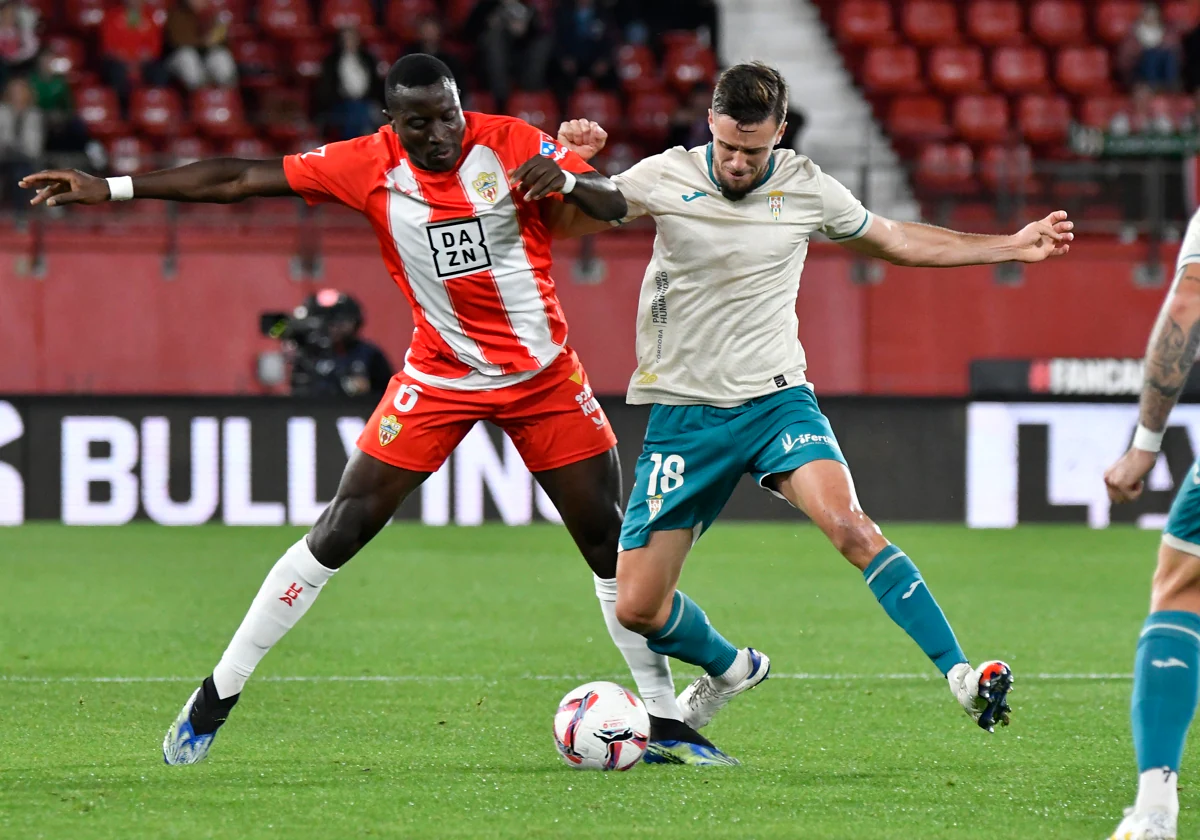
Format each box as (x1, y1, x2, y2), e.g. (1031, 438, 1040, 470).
(1133, 424, 1165, 453)
(106, 176, 134, 201)
(560, 170, 577, 195)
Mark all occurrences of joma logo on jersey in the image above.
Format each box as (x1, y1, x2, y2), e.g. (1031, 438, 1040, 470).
(427, 217, 493, 279)
(472, 171, 499, 203)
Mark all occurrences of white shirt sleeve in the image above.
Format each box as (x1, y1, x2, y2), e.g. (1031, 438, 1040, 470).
(1178, 209, 1200, 272)
(818, 168, 873, 242)
(612, 154, 666, 221)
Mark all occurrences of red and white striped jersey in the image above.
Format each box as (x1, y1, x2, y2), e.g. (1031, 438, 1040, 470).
(282, 113, 592, 390)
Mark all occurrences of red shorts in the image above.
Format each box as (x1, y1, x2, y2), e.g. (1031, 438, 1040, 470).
(358, 347, 618, 474)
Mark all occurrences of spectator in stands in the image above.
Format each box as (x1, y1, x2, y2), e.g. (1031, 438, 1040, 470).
(0, 76, 43, 216)
(619, 0, 719, 57)
(1112, 83, 1178, 134)
(553, 0, 619, 102)
(0, 0, 39, 90)
(405, 17, 466, 93)
(316, 27, 383, 142)
(28, 50, 97, 166)
(100, 0, 169, 112)
(666, 83, 711, 149)
(465, 0, 552, 110)
(165, 0, 237, 91)
(1123, 2, 1182, 90)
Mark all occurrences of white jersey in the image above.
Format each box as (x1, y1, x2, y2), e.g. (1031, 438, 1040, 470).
(612, 144, 872, 407)
(1179, 209, 1200, 274)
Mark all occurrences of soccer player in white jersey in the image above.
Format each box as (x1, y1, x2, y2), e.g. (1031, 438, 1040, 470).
(1102, 212, 1200, 839)
(550, 62, 1075, 742)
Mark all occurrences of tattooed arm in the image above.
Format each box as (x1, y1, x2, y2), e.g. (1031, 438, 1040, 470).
(1105, 265, 1200, 502)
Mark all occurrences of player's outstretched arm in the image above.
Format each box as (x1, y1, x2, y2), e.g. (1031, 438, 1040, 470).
(509, 155, 626, 222)
(1106, 264, 1200, 502)
(842, 210, 1074, 267)
(20, 159, 296, 207)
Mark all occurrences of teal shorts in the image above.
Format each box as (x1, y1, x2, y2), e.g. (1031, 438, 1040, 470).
(618, 386, 846, 551)
(1164, 461, 1200, 556)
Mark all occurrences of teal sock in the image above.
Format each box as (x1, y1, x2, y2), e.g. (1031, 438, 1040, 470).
(1133, 611, 1200, 773)
(864, 545, 966, 676)
(646, 591, 738, 677)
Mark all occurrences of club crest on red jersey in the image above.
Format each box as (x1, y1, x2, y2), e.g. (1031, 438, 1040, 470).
(378, 414, 402, 446)
(473, 171, 500, 203)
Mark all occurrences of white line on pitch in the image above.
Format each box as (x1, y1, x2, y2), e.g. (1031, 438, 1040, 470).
(0, 672, 1133, 685)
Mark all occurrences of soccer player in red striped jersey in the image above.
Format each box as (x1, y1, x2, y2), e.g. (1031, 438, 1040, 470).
(22, 54, 735, 766)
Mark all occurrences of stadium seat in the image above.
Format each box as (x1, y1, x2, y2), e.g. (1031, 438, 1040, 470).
(259, 0, 319, 40)
(444, 0, 476, 29)
(228, 136, 273, 159)
(42, 34, 87, 84)
(661, 30, 703, 52)
(1056, 47, 1112, 95)
(1094, 0, 1143, 45)
(506, 91, 559, 134)
(980, 144, 1036, 193)
(616, 44, 660, 94)
(191, 87, 249, 139)
(107, 136, 153, 176)
(953, 94, 1010, 144)
(965, 0, 1024, 46)
(291, 40, 329, 82)
(1078, 95, 1131, 128)
(900, 1, 959, 47)
(1017, 94, 1072, 146)
(835, 0, 894, 46)
(1165, 0, 1200, 30)
(75, 85, 126, 139)
(231, 40, 281, 89)
(862, 45, 923, 93)
(991, 46, 1049, 94)
(887, 95, 950, 141)
(262, 88, 310, 145)
(166, 135, 214, 166)
(663, 43, 718, 95)
(915, 143, 975, 193)
(1029, 0, 1087, 47)
(320, 0, 376, 35)
(928, 46, 986, 94)
(130, 87, 184, 137)
(466, 90, 496, 114)
(599, 140, 644, 176)
(384, 0, 436, 41)
(627, 92, 675, 146)
(566, 90, 623, 138)
(65, 0, 105, 31)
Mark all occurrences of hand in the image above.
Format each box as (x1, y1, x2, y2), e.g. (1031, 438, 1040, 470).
(509, 155, 567, 201)
(557, 119, 608, 162)
(1010, 210, 1074, 263)
(20, 169, 112, 207)
(1104, 447, 1159, 503)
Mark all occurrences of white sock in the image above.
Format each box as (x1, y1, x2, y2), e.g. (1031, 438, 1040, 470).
(1134, 767, 1180, 816)
(211, 537, 337, 699)
(716, 648, 751, 687)
(594, 575, 681, 721)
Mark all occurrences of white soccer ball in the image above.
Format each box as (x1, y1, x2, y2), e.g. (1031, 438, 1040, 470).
(553, 680, 650, 771)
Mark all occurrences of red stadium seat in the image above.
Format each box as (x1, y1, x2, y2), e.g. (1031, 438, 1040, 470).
(385, 0, 436, 41)
(466, 90, 496, 113)
(928, 46, 986, 94)
(228, 136, 273, 159)
(291, 40, 329, 82)
(991, 46, 1049, 93)
(953, 94, 1011, 144)
(444, 0, 475, 29)
(506, 91, 559, 133)
(1078, 95, 1131, 128)
(980, 144, 1036, 193)
(65, 0, 106, 31)
(42, 35, 87, 84)
(887, 95, 950, 140)
(616, 44, 660, 94)
(901, 1, 959, 47)
(966, 1, 1023, 46)
(75, 85, 126, 139)
(661, 30, 702, 52)
(262, 88, 311, 145)
(663, 43, 717, 95)
(191, 87, 249, 139)
(862, 45, 923, 93)
(1029, 0, 1087, 47)
(321, 0, 376, 34)
(259, 0, 319, 40)
(166, 135, 214, 166)
(915, 143, 975, 192)
(566, 90, 623, 138)
(1095, 1, 1143, 45)
(231, 40, 281, 89)
(130, 86, 184, 137)
(107, 136, 153, 175)
(1056, 47, 1112, 95)
(627, 92, 675, 146)
(1017, 94, 1072, 146)
(835, 0, 894, 46)
(1164, 0, 1200, 30)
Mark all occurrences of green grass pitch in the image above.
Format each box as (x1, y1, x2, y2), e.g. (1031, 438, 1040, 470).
(0, 523, 1182, 838)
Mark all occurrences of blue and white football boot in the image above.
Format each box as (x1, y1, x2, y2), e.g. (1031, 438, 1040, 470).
(676, 648, 771, 731)
(163, 676, 238, 765)
(644, 716, 741, 767)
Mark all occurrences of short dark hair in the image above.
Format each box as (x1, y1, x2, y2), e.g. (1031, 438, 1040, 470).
(386, 53, 455, 92)
(711, 62, 788, 129)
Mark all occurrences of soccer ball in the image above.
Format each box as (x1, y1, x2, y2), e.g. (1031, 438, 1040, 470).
(553, 681, 650, 770)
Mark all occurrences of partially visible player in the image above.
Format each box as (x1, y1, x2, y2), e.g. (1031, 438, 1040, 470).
(1103, 212, 1200, 839)
(22, 54, 736, 767)
(550, 63, 1075, 742)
